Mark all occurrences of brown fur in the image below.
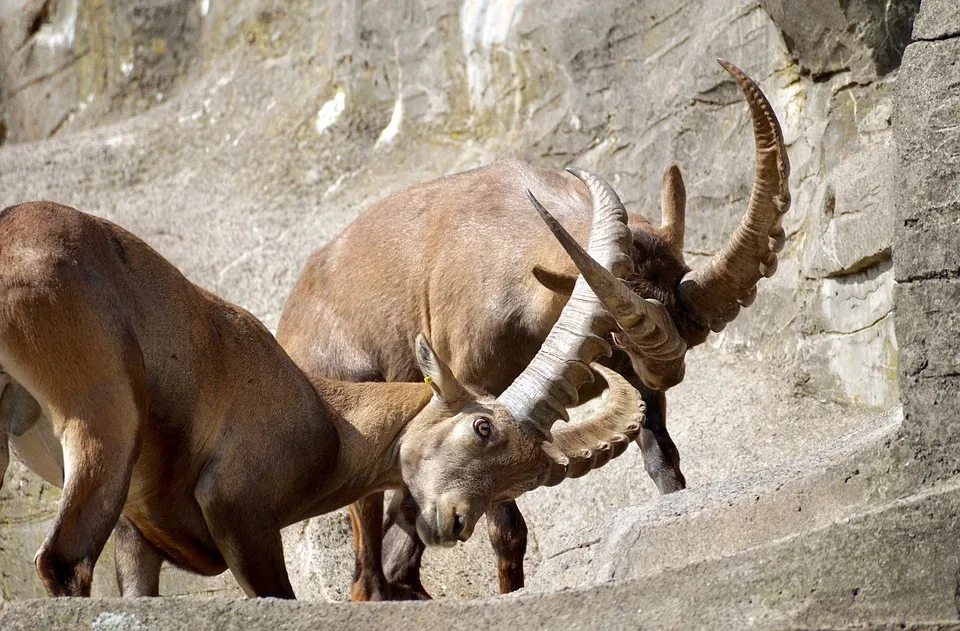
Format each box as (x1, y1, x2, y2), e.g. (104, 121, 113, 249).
(277, 160, 689, 599)
(0, 202, 585, 598)
(278, 161, 698, 390)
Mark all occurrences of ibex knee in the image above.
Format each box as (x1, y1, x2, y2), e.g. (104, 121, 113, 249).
(35, 543, 95, 597)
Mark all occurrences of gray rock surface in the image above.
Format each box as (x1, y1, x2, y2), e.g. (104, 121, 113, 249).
(758, 0, 920, 80)
(892, 6, 960, 487)
(0, 0, 955, 627)
(3, 453, 960, 629)
(912, 0, 960, 41)
(0, 0, 200, 143)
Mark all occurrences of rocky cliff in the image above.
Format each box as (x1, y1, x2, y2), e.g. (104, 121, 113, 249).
(3, 0, 958, 627)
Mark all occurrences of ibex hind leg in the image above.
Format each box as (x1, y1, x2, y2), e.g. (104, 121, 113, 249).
(34, 377, 146, 596)
(115, 515, 164, 597)
(13, 335, 149, 596)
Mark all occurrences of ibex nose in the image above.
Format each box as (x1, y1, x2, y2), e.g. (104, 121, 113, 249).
(453, 513, 466, 539)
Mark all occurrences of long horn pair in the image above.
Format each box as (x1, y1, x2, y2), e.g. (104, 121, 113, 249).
(677, 59, 791, 332)
(540, 364, 645, 487)
(529, 172, 687, 368)
(497, 169, 632, 437)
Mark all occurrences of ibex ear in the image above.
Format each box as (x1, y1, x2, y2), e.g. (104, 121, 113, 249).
(415, 334, 471, 406)
(532, 265, 577, 296)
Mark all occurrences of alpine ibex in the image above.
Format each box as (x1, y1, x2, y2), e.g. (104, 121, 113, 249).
(0, 168, 650, 598)
(277, 60, 790, 599)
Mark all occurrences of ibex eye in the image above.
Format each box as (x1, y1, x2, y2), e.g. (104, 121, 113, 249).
(473, 417, 491, 438)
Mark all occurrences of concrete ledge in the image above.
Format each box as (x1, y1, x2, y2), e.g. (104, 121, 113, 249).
(5, 472, 960, 630)
(532, 409, 903, 591)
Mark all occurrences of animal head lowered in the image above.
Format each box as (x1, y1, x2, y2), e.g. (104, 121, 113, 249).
(550, 60, 791, 390)
(398, 170, 650, 546)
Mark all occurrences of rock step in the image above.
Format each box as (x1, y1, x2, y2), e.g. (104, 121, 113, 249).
(531, 408, 903, 591)
(3, 474, 959, 630)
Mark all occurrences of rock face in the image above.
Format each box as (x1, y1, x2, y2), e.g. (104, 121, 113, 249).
(759, 0, 920, 79)
(892, 0, 960, 485)
(0, 0, 200, 143)
(0, 0, 954, 627)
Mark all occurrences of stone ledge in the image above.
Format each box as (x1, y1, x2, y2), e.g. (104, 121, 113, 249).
(4, 475, 960, 630)
(532, 409, 902, 591)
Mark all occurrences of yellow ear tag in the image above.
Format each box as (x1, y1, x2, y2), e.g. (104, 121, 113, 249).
(424, 376, 433, 385)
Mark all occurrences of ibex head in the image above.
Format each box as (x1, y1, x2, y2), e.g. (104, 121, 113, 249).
(398, 339, 548, 545)
(397, 170, 655, 546)
(554, 60, 791, 391)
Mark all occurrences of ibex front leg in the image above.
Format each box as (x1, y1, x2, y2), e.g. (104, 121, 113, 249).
(34, 373, 146, 596)
(382, 493, 529, 596)
(382, 488, 431, 600)
(486, 500, 527, 593)
(633, 382, 685, 494)
(195, 467, 295, 598)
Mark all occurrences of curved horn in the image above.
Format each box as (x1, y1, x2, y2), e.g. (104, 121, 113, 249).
(677, 59, 791, 332)
(497, 169, 632, 436)
(528, 182, 686, 366)
(659, 164, 686, 256)
(539, 364, 645, 486)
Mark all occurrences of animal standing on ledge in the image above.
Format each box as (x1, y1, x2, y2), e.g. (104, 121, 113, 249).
(0, 170, 652, 598)
(277, 60, 791, 600)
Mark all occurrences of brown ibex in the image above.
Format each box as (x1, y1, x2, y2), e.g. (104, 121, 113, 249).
(0, 168, 655, 598)
(277, 60, 790, 599)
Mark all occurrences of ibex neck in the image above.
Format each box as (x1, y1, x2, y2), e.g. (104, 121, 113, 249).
(307, 376, 432, 510)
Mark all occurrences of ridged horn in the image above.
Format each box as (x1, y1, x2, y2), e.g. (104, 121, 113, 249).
(527, 179, 686, 367)
(677, 59, 791, 333)
(659, 164, 686, 256)
(497, 169, 632, 436)
(539, 364, 645, 487)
